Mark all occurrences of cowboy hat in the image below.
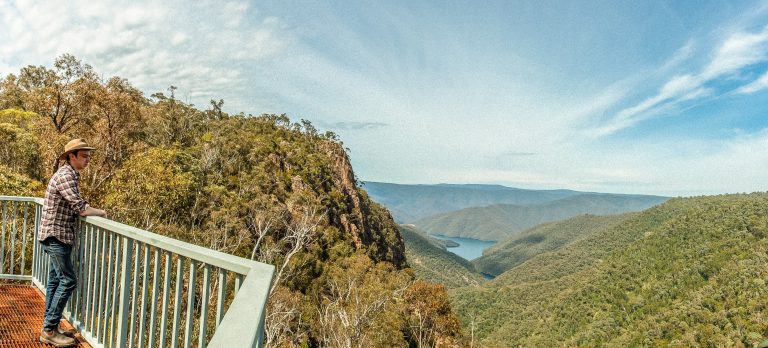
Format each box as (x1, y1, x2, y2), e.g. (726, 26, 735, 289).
(58, 139, 96, 161)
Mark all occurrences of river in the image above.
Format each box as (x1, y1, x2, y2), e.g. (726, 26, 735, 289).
(429, 235, 496, 261)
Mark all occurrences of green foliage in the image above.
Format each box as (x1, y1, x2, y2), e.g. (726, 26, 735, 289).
(105, 147, 197, 232)
(473, 214, 633, 276)
(403, 281, 464, 347)
(0, 107, 40, 127)
(0, 165, 44, 196)
(14, 54, 99, 133)
(452, 194, 768, 347)
(314, 254, 411, 347)
(0, 108, 42, 179)
(399, 225, 483, 289)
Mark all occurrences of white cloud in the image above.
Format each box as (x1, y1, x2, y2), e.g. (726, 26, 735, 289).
(222, 1, 250, 28)
(702, 25, 768, 79)
(596, 24, 768, 136)
(588, 76, 693, 137)
(737, 69, 768, 93)
(657, 40, 695, 73)
(114, 4, 164, 31)
(422, 128, 768, 196)
(170, 32, 189, 46)
(0, 0, 288, 111)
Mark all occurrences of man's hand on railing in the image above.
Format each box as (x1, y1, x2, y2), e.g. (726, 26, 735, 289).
(80, 206, 107, 218)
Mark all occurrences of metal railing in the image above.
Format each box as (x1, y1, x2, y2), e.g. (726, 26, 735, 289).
(0, 196, 275, 348)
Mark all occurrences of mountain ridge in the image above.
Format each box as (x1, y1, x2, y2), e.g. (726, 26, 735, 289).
(362, 181, 590, 223)
(414, 193, 668, 241)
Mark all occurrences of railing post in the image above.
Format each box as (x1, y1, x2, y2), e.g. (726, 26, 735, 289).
(32, 204, 41, 285)
(1, 201, 6, 272)
(10, 202, 17, 274)
(20, 203, 28, 276)
(116, 237, 134, 347)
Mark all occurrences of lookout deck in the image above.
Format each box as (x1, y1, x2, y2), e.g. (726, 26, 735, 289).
(0, 284, 90, 347)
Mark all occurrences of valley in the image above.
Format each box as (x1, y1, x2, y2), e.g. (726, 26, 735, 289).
(371, 184, 768, 347)
(429, 234, 496, 261)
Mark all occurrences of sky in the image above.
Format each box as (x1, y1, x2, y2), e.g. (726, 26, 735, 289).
(2, 0, 768, 196)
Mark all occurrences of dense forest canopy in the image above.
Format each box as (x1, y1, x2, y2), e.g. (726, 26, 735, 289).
(451, 194, 768, 347)
(0, 54, 463, 347)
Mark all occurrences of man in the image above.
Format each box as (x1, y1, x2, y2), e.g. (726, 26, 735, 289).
(38, 139, 107, 347)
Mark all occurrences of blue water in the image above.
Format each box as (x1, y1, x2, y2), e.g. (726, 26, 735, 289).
(430, 235, 496, 261)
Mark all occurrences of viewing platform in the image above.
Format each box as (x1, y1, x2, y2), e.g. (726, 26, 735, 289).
(0, 196, 275, 348)
(0, 284, 91, 347)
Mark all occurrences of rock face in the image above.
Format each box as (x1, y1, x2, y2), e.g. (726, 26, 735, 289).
(321, 141, 406, 268)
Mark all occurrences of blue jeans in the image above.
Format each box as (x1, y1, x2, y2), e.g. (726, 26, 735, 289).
(41, 237, 77, 331)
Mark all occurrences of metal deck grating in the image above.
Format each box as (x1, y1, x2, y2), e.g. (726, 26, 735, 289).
(0, 285, 91, 348)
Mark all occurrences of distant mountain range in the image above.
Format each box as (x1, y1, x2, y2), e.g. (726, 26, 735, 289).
(362, 182, 586, 223)
(415, 193, 668, 241)
(362, 183, 669, 236)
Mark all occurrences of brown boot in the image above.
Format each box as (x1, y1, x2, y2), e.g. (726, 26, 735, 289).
(39, 329, 76, 347)
(57, 325, 77, 338)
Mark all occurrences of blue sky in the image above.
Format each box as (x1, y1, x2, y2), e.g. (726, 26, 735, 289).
(3, 0, 768, 196)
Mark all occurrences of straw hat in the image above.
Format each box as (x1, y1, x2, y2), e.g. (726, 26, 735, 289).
(58, 139, 96, 161)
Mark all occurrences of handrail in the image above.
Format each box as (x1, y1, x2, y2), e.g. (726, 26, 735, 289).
(0, 196, 274, 348)
(0, 196, 43, 204)
(85, 217, 255, 276)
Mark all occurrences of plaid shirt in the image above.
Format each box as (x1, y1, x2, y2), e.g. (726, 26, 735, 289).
(39, 164, 89, 245)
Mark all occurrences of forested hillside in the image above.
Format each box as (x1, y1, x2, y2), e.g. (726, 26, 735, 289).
(415, 193, 668, 241)
(0, 55, 463, 347)
(472, 213, 634, 277)
(451, 194, 768, 347)
(399, 225, 483, 289)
